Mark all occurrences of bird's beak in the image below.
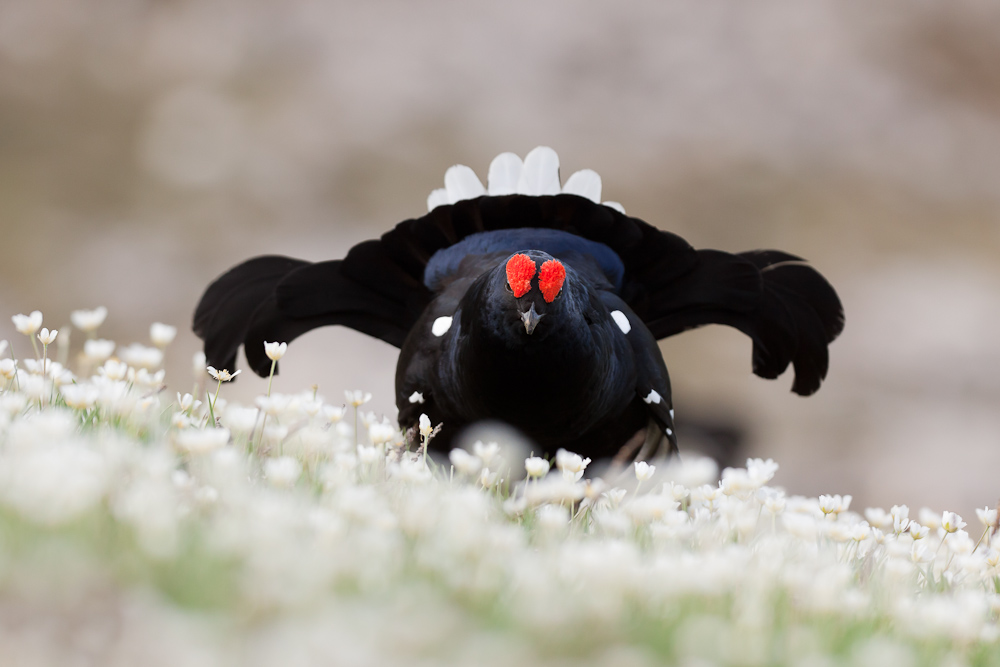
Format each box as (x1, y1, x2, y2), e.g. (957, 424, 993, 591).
(520, 302, 543, 335)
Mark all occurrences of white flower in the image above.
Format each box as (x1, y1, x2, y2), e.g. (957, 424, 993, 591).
(150, 322, 177, 347)
(472, 440, 499, 464)
(942, 511, 966, 534)
(220, 405, 257, 434)
(479, 467, 499, 488)
(322, 404, 345, 423)
(818, 494, 852, 516)
(719, 467, 753, 496)
(418, 413, 433, 437)
(758, 487, 786, 515)
(192, 351, 207, 377)
(264, 341, 288, 361)
(626, 494, 678, 524)
(919, 507, 942, 530)
(1, 444, 108, 526)
(60, 383, 99, 410)
(976, 506, 998, 528)
(70, 307, 107, 332)
(746, 457, 778, 486)
(264, 456, 302, 488)
(100, 359, 129, 382)
(606, 488, 627, 508)
(12, 311, 43, 336)
(357, 445, 381, 465)
(536, 504, 570, 531)
(891, 504, 911, 534)
(524, 456, 550, 479)
(121, 344, 164, 370)
(555, 448, 591, 482)
(864, 507, 891, 530)
(345, 390, 372, 407)
(368, 420, 397, 445)
(36, 328, 58, 345)
(389, 458, 432, 484)
(449, 449, 482, 476)
(22, 358, 54, 376)
(634, 460, 655, 482)
(911, 542, 933, 564)
(172, 428, 231, 454)
(255, 394, 288, 417)
(206, 366, 240, 382)
(909, 523, 929, 540)
(0, 359, 16, 380)
(176, 392, 201, 413)
(171, 412, 195, 429)
(131, 368, 165, 390)
(83, 339, 115, 362)
(849, 521, 871, 542)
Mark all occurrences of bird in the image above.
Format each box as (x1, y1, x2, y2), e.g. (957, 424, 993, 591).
(193, 147, 844, 462)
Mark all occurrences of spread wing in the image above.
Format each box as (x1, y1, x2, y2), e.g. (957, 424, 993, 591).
(194, 194, 843, 393)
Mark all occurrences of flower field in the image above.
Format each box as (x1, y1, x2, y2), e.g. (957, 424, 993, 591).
(0, 310, 999, 666)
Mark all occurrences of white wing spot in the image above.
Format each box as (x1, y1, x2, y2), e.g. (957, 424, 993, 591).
(432, 316, 453, 337)
(611, 310, 631, 334)
(666, 428, 673, 437)
(669, 409, 674, 419)
(643, 389, 661, 404)
(408, 391, 425, 404)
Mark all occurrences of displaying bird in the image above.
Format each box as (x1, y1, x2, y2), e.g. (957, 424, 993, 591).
(193, 147, 844, 461)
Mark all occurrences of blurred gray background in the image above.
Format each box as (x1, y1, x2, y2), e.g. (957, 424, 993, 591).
(2, 0, 1000, 518)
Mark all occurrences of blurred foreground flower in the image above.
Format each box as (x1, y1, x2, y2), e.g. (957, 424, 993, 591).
(12, 310, 43, 336)
(0, 312, 996, 666)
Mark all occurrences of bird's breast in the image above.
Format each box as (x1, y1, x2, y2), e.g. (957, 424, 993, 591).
(439, 320, 636, 443)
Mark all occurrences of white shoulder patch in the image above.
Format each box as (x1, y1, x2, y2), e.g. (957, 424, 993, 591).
(408, 391, 425, 404)
(431, 316, 453, 337)
(610, 310, 631, 334)
(643, 389, 661, 404)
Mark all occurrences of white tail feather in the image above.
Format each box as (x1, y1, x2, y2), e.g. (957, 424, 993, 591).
(517, 146, 561, 196)
(444, 165, 486, 204)
(562, 169, 602, 203)
(427, 188, 449, 212)
(487, 152, 523, 195)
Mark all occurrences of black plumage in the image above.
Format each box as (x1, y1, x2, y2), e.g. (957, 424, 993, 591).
(193, 193, 844, 460)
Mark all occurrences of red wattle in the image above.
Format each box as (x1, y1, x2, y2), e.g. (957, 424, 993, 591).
(538, 259, 566, 303)
(505, 254, 536, 298)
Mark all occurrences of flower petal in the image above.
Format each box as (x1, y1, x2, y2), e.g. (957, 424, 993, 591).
(602, 201, 626, 214)
(517, 146, 561, 196)
(487, 152, 523, 195)
(562, 169, 602, 203)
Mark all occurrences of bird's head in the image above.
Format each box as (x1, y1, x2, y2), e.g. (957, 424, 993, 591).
(469, 250, 579, 344)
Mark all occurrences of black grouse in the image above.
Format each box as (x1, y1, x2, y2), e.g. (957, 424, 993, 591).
(193, 147, 844, 461)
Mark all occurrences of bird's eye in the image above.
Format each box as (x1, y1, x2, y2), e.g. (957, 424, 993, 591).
(504, 282, 513, 293)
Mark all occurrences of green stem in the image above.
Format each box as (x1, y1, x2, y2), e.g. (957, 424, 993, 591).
(41, 342, 48, 408)
(973, 526, 991, 554)
(207, 379, 221, 426)
(266, 359, 276, 397)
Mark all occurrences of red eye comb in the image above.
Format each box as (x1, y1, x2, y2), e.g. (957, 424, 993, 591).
(505, 254, 536, 298)
(538, 259, 566, 303)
